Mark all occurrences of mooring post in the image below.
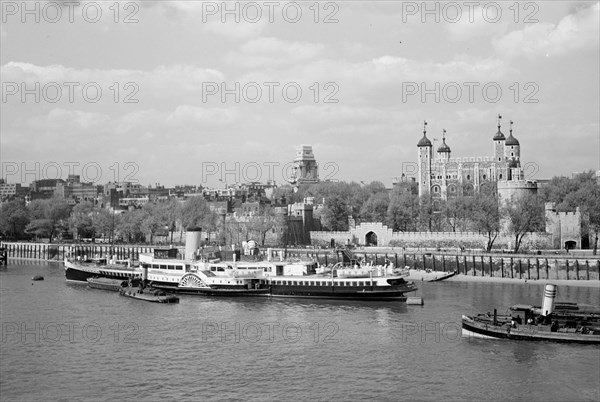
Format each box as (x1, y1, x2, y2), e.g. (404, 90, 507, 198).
(586, 260, 590, 280)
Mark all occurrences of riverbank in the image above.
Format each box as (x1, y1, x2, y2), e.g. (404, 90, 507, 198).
(445, 274, 600, 288)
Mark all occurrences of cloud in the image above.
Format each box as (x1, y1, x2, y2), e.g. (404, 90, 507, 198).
(444, 5, 509, 41)
(226, 37, 324, 68)
(492, 3, 599, 59)
(1, 62, 226, 106)
(28, 108, 110, 130)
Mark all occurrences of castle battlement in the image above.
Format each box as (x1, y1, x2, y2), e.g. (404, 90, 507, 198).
(447, 156, 495, 163)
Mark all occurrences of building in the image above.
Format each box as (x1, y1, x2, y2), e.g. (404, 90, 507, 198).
(417, 117, 535, 201)
(29, 178, 65, 199)
(0, 179, 27, 200)
(545, 203, 582, 250)
(54, 175, 98, 203)
(290, 145, 319, 185)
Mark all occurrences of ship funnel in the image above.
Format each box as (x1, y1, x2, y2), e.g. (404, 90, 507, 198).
(185, 227, 202, 261)
(541, 283, 557, 316)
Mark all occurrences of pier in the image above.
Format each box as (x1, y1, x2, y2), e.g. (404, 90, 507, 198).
(1, 241, 599, 281)
(274, 248, 600, 281)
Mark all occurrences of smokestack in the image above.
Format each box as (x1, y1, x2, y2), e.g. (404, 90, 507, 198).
(541, 283, 557, 316)
(185, 227, 202, 261)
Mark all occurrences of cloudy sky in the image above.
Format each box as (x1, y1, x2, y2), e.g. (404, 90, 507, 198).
(1, 1, 599, 188)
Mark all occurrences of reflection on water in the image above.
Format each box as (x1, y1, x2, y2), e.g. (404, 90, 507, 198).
(1, 262, 599, 401)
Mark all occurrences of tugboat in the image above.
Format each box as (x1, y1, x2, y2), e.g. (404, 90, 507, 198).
(119, 278, 179, 304)
(462, 284, 600, 344)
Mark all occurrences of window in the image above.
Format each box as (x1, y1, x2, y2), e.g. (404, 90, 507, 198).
(359, 281, 364, 286)
(499, 174, 503, 179)
(352, 281, 357, 286)
(160, 264, 166, 269)
(467, 174, 471, 180)
(511, 153, 514, 157)
(483, 174, 486, 180)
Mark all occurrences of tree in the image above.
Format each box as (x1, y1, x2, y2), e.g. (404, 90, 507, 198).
(444, 196, 473, 232)
(246, 206, 279, 246)
(418, 195, 435, 231)
(321, 194, 349, 231)
(180, 196, 216, 233)
(472, 194, 500, 252)
(92, 208, 116, 240)
(69, 202, 95, 239)
(503, 192, 545, 253)
(116, 209, 145, 243)
(360, 192, 389, 223)
(0, 199, 29, 239)
(140, 203, 169, 245)
(386, 189, 418, 231)
(26, 198, 71, 242)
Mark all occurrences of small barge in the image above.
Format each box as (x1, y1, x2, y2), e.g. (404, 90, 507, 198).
(462, 284, 600, 344)
(87, 277, 126, 292)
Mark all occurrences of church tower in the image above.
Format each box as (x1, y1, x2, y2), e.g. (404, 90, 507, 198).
(417, 121, 432, 197)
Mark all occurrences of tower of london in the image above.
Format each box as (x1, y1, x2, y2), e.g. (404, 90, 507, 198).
(417, 116, 536, 201)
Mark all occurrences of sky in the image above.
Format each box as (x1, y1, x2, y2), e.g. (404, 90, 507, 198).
(1, 0, 599, 188)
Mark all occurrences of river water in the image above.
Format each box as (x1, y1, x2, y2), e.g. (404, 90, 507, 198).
(1, 261, 599, 401)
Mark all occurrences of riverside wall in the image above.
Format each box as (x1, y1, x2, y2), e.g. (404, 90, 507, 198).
(0, 242, 160, 262)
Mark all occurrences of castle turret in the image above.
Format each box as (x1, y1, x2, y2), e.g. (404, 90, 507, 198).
(417, 121, 432, 197)
(436, 129, 451, 162)
(504, 120, 520, 164)
(493, 114, 505, 163)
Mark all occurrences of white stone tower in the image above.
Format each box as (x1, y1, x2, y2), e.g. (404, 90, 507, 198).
(417, 121, 433, 198)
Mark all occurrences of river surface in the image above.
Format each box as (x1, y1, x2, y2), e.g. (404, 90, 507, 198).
(1, 261, 599, 401)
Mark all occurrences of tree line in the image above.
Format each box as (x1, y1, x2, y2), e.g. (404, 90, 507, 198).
(1, 170, 598, 253)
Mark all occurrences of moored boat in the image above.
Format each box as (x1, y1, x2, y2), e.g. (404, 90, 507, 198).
(462, 284, 600, 344)
(87, 277, 126, 292)
(65, 229, 418, 302)
(64, 256, 141, 283)
(119, 279, 179, 303)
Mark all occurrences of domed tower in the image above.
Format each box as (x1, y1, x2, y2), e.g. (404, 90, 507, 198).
(417, 121, 432, 197)
(504, 120, 520, 164)
(493, 114, 505, 163)
(436, 129, 451, 162)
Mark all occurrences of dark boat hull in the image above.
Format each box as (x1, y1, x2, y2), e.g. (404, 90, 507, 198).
(153, 283, 270, 297)
(462, 315, 600, 344)
(87, 278, 125, 292)
(64, 259, 139, 283)
(119, 287, 179, 303)
(153, 282, 413, 300)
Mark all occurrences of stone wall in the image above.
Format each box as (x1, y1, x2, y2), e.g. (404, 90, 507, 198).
(310, 223, 553, 250)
